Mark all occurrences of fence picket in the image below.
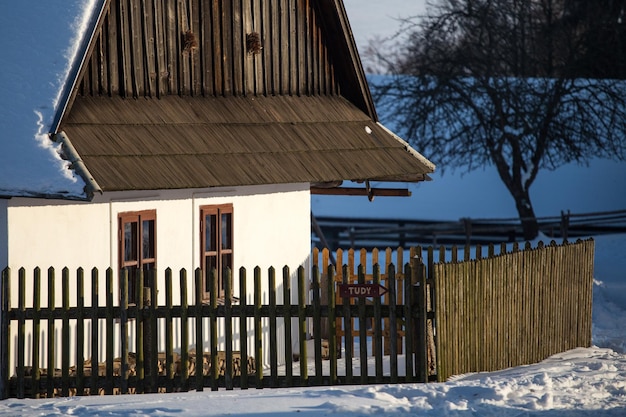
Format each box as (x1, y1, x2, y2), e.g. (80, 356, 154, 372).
(282, 266, 293, 386)
(239, 267, 249, 389)
(75, 268, 85, 396)
(17, 269, 25, 399)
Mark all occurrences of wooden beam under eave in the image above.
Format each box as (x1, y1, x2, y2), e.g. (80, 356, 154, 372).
(310, 187, 411, 197)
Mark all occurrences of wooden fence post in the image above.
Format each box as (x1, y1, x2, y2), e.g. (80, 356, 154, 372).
(0, 268, 9, 400)
(414, 252, 428, 383)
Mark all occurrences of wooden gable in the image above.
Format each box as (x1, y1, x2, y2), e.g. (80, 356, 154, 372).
(54, 0, 435, 196)
(70, 0, 372, 112)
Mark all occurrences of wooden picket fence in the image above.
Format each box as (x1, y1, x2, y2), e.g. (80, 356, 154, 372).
(0, 238, 594, 398)
(433, 239, 595, 381)
(0, 262, 428, 399)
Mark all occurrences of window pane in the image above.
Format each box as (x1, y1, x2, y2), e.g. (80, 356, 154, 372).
(124, 221, 138, 262)
(221, 212, 232, 249)
(205, 214, 217, 252)
(142, 219, 155, 259)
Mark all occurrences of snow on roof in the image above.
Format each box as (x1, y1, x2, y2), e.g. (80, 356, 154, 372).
(0, 1, 97, 199)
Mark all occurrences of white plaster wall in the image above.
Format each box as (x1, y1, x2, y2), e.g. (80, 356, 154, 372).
(4, 183, 311, 371)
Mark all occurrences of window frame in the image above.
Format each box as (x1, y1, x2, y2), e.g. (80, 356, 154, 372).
(118, 210, 157, 305)
(200, 204, 234, 300)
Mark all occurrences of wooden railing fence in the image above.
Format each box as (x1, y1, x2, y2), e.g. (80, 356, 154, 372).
(0, 238, 595, 397)
(0, 262, 427, 399)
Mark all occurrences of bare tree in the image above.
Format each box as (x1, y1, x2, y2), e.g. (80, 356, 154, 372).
(370, 0, 626, 239)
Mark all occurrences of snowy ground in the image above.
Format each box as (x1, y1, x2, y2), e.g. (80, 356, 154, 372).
(1, 232, 625, 416)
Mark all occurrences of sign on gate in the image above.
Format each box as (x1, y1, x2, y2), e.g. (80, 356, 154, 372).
(339, 283, 388, 298)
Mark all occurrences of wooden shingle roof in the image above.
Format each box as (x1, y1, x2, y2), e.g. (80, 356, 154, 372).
(54, 0, 435, 197)
(62, 95, 432, 191)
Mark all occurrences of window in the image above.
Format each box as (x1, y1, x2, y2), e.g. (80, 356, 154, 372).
(118, 210, 156, 305)
(200, 204, 233, 299)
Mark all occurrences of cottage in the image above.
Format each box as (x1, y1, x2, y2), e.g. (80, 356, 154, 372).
(1, 0, 434, 371)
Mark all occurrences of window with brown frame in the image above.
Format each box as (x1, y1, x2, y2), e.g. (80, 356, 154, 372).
(118, 210, 156, 305)
(200, 204, 233, 300)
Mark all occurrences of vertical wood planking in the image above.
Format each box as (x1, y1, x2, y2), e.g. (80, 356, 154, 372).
(75, 269, 85, 396)
(190, 0, 202, 95)
(268, 267, 278, 387)
(179, 269, 189, 392)
(388, 264, 398, 383)
(239, 267, 249, 389)
(342, 263, 353, 384)
(61, 268, 70, 397)
(165, 269, 174, 393)
(194, 268, 207, 392)
(16, 269, 25, 399)
(312, 265, 322, 385)
(297, 266, 308, 385)
(89, 269, 98, 396)
(282, 266, 293, 385)
(357, 264, 367, 384)
(120, 268, 129, 394)
(253, 267, 263, 388)
(373, 264, 383, 383)
(231, 0, 244, 95)
(31, 269, 41, 398)
(46, 268, 55, 398)
(224, 268, 234, 390)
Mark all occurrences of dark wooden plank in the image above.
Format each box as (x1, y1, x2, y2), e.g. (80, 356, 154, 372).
(212, 0, 223, 94)
(224, 268, 234, 390)
(232, 0, 244, 95)
(279, 0, 289, 94)
(190, 0, 202, 96)
(179, 270, 189, 391)
(253, 267, 263, 388)
(357, 265, 367, 384)
(270, 0, 280, 93)
(165, 0, 178, 94)
(178, 0, 191, 95)
(243, 0, 254, 95)
(120, 268, 129, 394)
(199, 0, 213, 96)
(61, 268, 70, 397)
(46, 268, 55, 399)
(312, 266, 322, 385)
(238, 267, 249, 389)
(297, 266, 308, 386)
(141, 0, 157, 96)
(75, 269, 85, 396)
(373, 264, 383, 383)
(282, 266, 293, 385)
(341, 264, 353, 384)
(164, 269, 174, 393)
(268, 268, 278, 388)
(135, 271, 145, 394)
(200, 268, 209, 392)
(89, 269, 98, 395)
(288, 0, 297, 95)
(16, 269, 25, 399)
(105, 269, 114, 395)
(221, 0, 233, 95)
(327, 264, 337, 385)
